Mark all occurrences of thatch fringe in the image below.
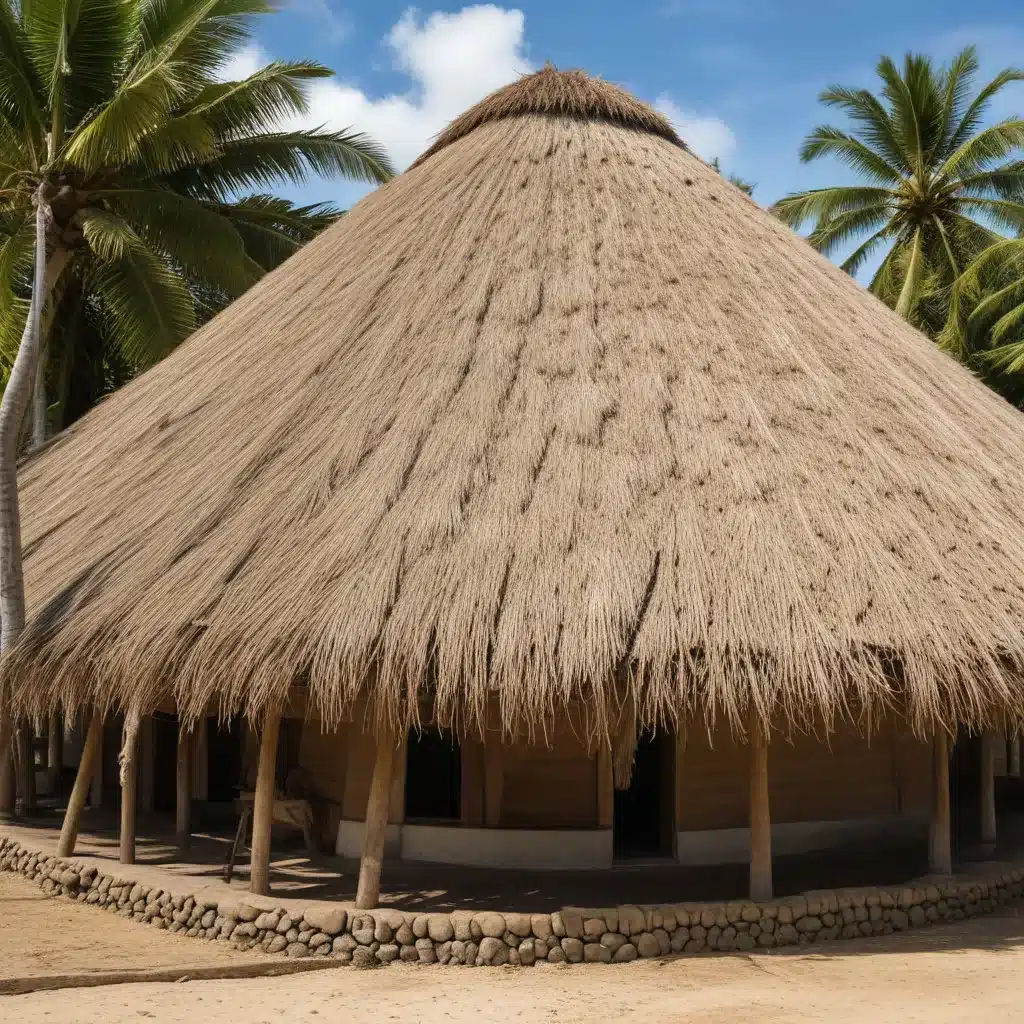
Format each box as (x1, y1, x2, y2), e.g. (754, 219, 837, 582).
(5, 73, 1024, 742)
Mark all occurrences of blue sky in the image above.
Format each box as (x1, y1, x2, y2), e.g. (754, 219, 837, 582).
(231, 0, 1024, 257)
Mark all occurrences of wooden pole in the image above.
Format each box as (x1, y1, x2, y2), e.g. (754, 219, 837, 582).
(119, 722, 139, 865)
(248, 702, 282, 896)
(1010, 731, 1022, 778)
(47, 712, 62, 794)
(56, 710, 103, 857)
(16, 723, 36, 812)
(929, 731, 952, 874)
(748, 707, 773, 901)
(980, 730, 997, 849)
(355, 730, 397, 909)
(175, 721, 192, 852)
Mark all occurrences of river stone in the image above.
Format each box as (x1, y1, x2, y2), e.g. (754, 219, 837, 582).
(237, 904, 260, 923)
(601, 932, 626, 952)
(890, 909, 910, 930)
(352, 945, 376, 968)
(796, 916, 822, 933)
(397, 944, 418, 963)
(518, 939, 536, 966)
(267, 935, 288, 954)
(531, 915, 553, 940)
(373, 918, 394, 943)
(617, 906, 645, 936)
(309, 932, 331, 949)
(464, 941, 479, 965)
(613, 942, 638, 962)
(476, 913, 506, 939)
(285, 928, 299, 943)
(276, 914, 293, 934)
(736, 933, 757, 951)
(502, 912, 530, 938)
(297, 929, 313, 944)
(303, 906, 347, 936)
(909, 905, 926, 927)
(583, 943, 611, 963)
(479, 937, 507, 966)
(583, 917, 604, 939)
(58, 869, 80, 889)
(435, 940, 453, 965)
(670, 928, 688, 953)
(334, 933, 357, 954)
(376, 943, 399, 963)
(546, 944, 567, 964)
(255, 911, 280, 931)
(776, 924, 798, 944)
(351, 915, 375, 945)
(561, 937, 584, 963)
(427, 916, 455, 943)
(416, 937, 438, 963)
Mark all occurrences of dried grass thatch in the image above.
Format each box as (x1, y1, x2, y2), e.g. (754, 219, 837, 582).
(7, 69, 1024, 741)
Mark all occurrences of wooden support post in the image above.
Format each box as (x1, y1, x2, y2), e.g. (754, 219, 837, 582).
(57, 710, 103, 858)
(597, 744, 614, 828)
(611, 693, 637, 791)
(175, 722, 192, 852)
(119, 722, 139, 865)
(47, 712, 62, 794)
(1010, 731, 1022, 778)
(929, 731, 952, 874)
(249, 703, 283, 896)
(980, 730, 997, 849)
(748, 709, 772, 901)
(389, 734, 408, 826)
(484, 733, 504, 826)
(192, 717, 209, 802)
(355, 731, 397, 909)
(16, 723, 36, 812)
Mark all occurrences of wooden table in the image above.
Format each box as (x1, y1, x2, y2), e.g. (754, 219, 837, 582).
(223, 792, 315, 883)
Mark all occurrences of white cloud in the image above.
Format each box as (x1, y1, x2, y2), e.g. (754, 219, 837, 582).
(217, 46, 263, 82)
(282, 5, 533, 171)
(654, 94, 736, 162)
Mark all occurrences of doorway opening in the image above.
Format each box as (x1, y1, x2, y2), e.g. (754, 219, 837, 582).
(207, 718, 243, 804)
(151, 713, 178, 813)
(405, 727, 461, 820)
(613, 728, 674, 859)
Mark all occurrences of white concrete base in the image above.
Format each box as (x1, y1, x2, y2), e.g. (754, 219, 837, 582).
(335, 821, 613, 869)
(676, 814, 929, 866)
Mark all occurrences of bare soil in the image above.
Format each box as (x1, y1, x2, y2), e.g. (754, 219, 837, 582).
(2, 870, 1024, 1023)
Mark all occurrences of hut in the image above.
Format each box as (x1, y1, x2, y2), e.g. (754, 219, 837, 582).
(5, 68, 1024, 907)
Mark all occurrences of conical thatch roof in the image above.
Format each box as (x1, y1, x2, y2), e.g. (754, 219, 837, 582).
(8, 68, 1024, 739)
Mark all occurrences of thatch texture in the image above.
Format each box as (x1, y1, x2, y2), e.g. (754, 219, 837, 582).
(7, 70, 1024, 739)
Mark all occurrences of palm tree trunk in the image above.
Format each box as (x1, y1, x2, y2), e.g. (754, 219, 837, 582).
(31, 339, 49, 451)
(895, 228, 924, 320)
(0, 191, 69, 654)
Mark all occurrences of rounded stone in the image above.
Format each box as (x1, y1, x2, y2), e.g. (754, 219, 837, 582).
(584, 942, 611, 963)
(518, 939, 536, 966)
(480, 936, 508, 965)
(373, 919, 394, 944)
(909, 905, 926, 926)
(427, 916, 455, 943)
(412, 915, 430, 938)
(303, 906, 347, 936)
(546, 944, 567, 964)
(613, 942, 638, 962)
(636, 932, 660, 958)
(394, 923, 415, 945)
(505, 912, 532, 938)
(416, 937, 437, 963)
(399, 944, 419, 963)
(285, 942, 309, 958)
(333, 933, 357, 954)
(531, 914, 553, 940)
(352, 946, 377, 968)
(601, 932, 626, 952)
(376, 943, 399, 963)
(561, 937, 584, 963)
(476, 912, 506, 939)
(653, 928, 671, 955)
(267, 935, 288, 954)
(309, 932, 331, 949)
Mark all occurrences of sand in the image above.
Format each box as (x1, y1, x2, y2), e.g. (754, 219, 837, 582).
(1, 871, 1023, 1022)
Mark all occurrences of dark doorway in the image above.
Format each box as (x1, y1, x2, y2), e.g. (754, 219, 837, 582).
(207, 718, 243, 803)
(152, 713, 178, 813)
(951, 731, 982, 858)
(614, 729, 674, 859)
(405, 728, 461, 820)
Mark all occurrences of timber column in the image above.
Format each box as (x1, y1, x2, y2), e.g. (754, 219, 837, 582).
(748, 707, 772, 901)
(929, 730, 952, 874)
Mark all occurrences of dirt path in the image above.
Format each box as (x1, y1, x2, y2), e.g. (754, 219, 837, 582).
(1, 873, 1023, 1023)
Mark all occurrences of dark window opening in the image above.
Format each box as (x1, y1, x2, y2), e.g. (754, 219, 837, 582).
(405, 728, 461, 820)
(207, 718, 243, 803)
(613, 729, 673, 858)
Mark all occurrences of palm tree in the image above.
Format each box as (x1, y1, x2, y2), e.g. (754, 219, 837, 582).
(0, 0, 393, 700)
(941, 236, 1024, 403)
(772, 47, 1024, 330)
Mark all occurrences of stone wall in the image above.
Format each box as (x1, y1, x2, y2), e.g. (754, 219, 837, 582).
(1, 835, 1021, 967)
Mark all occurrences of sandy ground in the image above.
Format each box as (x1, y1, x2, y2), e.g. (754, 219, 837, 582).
(2, 872, 1024, 1023)
(0, 872, 259, 981)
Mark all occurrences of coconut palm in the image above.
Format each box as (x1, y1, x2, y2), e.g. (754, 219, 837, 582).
(0, 0, 393, 676)
(772, 47, 1024, 331)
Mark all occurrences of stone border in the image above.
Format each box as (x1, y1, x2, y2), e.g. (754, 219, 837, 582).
(2, 836, 1022, 967)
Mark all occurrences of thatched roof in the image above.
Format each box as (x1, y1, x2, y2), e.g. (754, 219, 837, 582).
(8, 67, 1024, 739)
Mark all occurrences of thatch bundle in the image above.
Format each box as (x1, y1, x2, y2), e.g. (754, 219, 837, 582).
(7, 68, 1024, 740)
